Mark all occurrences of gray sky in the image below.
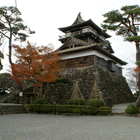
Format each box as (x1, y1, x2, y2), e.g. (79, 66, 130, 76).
(0, 0, 139, 77)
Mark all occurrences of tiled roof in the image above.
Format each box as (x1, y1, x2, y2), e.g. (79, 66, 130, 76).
(59, 43, 127, 65)
(58, 13, 111, 38)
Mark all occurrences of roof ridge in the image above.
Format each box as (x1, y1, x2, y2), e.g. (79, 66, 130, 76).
(72, 12, 85, 25)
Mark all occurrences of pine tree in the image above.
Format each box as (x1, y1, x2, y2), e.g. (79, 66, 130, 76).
(102, 5, 140, 106)
(0, 6, 35, 65)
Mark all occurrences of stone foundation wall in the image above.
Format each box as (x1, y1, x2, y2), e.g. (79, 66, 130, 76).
(43, 65, 135, 104)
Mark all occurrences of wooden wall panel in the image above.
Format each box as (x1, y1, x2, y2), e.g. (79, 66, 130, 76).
(60, 55, 122, 75)
(60, 55, 94, 68)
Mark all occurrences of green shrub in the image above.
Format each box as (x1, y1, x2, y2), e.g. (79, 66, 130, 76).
(56, 105, 83, 113)
(78, 106, 87, 114)
(128, 103, 136, 109)
(56, 105, 68, 113)
(87, 99, 104, 108)
(125, 107, 134, 114)
(139, 107, 140, 113)
(25, 92, 35, 97)
(66, 98, 87, 105)
(55, 78, 69, 83)
(56, 105, 79, 113)
(85, 106, 98, 115)
(128, 103, 139, 113)
(33, 98, 45, 104)
(134, 107, 139, 113)
(55, 105, 98, 115)
(99, 107, 112, 115)
(78, 106, 98, 115)
(28, 104, 55, 113)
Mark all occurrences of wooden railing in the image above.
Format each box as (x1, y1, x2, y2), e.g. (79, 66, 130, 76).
(59, 27, 105, 41)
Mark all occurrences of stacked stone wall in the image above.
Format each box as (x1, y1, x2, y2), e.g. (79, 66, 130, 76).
(43, 65, 135, 104)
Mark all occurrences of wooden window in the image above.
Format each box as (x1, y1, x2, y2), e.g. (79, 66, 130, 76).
(84, 57, 89, 63)
(97, 57, 100, 64)
(108, 60, 116, 72)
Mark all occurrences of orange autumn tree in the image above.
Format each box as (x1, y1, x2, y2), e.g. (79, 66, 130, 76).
(134, 65, 139, 74)
(12, 41, 61, 96)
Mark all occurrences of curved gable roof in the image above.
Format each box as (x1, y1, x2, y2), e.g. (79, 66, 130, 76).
(58, 13, 111, 38)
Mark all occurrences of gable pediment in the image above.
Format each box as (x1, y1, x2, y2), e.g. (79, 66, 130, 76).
(58, 36, 89, 51)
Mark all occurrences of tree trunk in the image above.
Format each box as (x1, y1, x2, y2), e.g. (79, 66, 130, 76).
(9, 33, 13, 65)
(39, 85, 43, 98)
(18, 84, 23, 93)
(135, 42, 140, 107)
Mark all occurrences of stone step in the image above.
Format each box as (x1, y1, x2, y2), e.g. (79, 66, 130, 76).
(1, 105, 28, 115)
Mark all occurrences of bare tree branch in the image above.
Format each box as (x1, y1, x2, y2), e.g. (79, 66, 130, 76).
(0, 31, 10, 39)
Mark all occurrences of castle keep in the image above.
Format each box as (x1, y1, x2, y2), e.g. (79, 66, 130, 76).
(58, 13, 126, 75)
(51, 13, 135, 104)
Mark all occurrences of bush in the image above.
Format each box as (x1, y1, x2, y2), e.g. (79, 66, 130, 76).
(86, 106, 98, 115)
(87, 99, 104, 108)
(66, 98, 87, 105)
(134, 107, 139, 113)
(99, 107, 112, 115)
(33, 98, 45, 104)
(28, 104, 103, 115)
(55, 105, 98, 115)
(55, 78, 69, 83)
(28, 104, 55, 113)
(56, 105, 83, 113)
(125, 107, 134, 114)
(128, 103, 139, 113)
(55, 105, 68, 113)
(25, 92, 35, 97)
(128, 103, 136, 109)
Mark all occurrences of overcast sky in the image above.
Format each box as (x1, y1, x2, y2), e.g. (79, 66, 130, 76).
(0, 0, 139, 78)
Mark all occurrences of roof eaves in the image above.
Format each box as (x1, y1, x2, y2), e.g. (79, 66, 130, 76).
(94, 46, 127, 65)
(58, 19, 111, 38)
(59, 44, 127, 65)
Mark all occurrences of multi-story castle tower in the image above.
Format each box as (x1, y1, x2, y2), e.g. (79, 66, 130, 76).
(54, 13, 135, 104)
(58, 13, 126, 75)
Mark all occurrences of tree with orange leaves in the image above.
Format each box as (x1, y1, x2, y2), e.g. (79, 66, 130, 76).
(125, 66, 139, 93)
(134, 65, 139, 73)
(12, 41, 61, 96)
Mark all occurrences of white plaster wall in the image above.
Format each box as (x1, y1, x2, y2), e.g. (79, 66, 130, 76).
(61, 50, 122, 67)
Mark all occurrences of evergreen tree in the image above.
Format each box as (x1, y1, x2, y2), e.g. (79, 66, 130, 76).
(101, 5, 140, 106)
(0, 6, 35, 65)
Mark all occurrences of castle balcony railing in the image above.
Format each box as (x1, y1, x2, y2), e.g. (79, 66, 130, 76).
(59, 27, 105, 41)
